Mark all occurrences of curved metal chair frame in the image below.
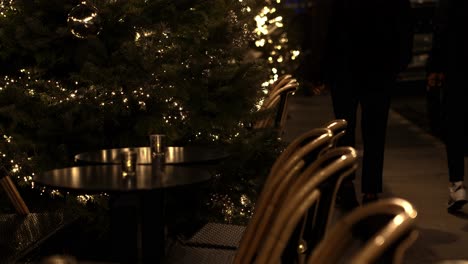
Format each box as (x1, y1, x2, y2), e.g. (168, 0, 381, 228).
(255, 147, 359, 264)
(323, 119, 347, 148)
(0, 175, 30, 215)
(307, 198, 418, 264)
(234, 128, 333, 264)
(177, 129, 334, 263)
(268, 74, 293, 96)
(187, 121, 348, 252)
(254, 79, 299, 133)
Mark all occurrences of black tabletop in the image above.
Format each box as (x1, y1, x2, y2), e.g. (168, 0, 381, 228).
(74, 146, 229, 165)
(33, 164, 213, 193)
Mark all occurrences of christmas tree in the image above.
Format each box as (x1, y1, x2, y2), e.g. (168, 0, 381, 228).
(0, 0, 271, 160)
(0, 0, 300, 227)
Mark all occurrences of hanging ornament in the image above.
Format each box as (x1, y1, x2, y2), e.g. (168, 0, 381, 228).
(67, 1, 102, 39)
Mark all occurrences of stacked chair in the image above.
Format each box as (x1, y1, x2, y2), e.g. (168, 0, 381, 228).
(185, 119, 348, 251)
(322, 119, 347, 148)
(165, 148, 358, 263)
(185, 125, 336, 250)
(251, 146, 358, 264)
(253, 75, 299, 136)
(307, 198, 419, 264)
(164, 121, 359, 263)
(163, 118, 419, 263)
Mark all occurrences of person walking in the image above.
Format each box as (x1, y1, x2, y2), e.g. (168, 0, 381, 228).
(318, 0, 414, 208)
(427, 0, 468, 211)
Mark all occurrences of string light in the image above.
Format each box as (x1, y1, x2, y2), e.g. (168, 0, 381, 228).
(0, 0, 15, 17)
(253, 0, 300, 86)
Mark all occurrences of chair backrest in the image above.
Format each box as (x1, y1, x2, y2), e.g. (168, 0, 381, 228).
(254, 147, 358, 264)
(307, 198, 418, 264)
(269, 74, 293, 95)
(233, 128, 333, 264)
(0, 175, 30, 215)
(282, 146, 358, 263)
(254, 79, 299, 133)
(268, 127, 331, 180)
(290, 147, 358, 258)
(323, 119, 347, 148)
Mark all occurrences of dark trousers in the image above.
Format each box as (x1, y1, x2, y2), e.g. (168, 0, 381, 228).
(330, 76, 392, 193)
(442, 74, 467, 182)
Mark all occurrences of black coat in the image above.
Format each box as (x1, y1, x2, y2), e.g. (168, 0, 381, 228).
(321, 0, 414, 81)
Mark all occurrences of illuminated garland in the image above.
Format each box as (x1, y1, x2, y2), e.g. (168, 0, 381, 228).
(254, 0, 300, 89)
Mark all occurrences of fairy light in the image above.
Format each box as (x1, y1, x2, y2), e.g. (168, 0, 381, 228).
(253, 0, 301, 98)
(0, 0, 16, 18)
(291, 50, 300, 60)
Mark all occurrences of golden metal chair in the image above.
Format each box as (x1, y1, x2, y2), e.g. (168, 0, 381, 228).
(0, 175, 30, 215)
(266, 74, 293, 98)
(253, 78, 299, 136)
(186, 121, 348, 254)
(307, 198, 418, 264)
(186, 128, 332, 246)
(255, 146, 358, 264)
(166, 128, 334, 263)
(323, 119, 347, 147)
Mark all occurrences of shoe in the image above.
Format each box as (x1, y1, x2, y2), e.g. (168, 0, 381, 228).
(448, 181, 467, 212)
(362, 193, 379, 205)
(336, 181, 359, 211)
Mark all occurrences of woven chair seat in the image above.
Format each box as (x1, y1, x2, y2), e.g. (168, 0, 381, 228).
(0, 212, 74, 263)
(164, 243, 236, 264)
(186, 223, 245, 249)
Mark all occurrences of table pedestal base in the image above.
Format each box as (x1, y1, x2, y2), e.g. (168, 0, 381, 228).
(110, 190, 166, 263)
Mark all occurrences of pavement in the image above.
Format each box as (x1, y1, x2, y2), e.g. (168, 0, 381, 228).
(282, 93, 468, 264)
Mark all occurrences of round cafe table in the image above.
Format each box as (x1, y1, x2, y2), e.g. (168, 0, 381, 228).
(33, 162, 214, 263)
(74, 146, 229, 165)
(34, 163, 213, 193)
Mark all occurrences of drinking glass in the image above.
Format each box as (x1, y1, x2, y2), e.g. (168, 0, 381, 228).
(149, 134, 167, 157)
(121, 149, 138, 177)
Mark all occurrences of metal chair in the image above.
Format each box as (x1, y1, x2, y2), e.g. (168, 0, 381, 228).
(269, 74, 293, 95)
(165, 129, 334, 263)
(0, 175, 76, 263)
(167, 146, 359, 264)
(185, 128, 333, 249)
(186, 121, 348, 253)
(307, 198, 418, 264)
(253, 78, 299, 136)
(282, 146, 358, 264)
(0, 175, 30, 215)
(323, 119, 347, 147)
(255, 146, 359, 264)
